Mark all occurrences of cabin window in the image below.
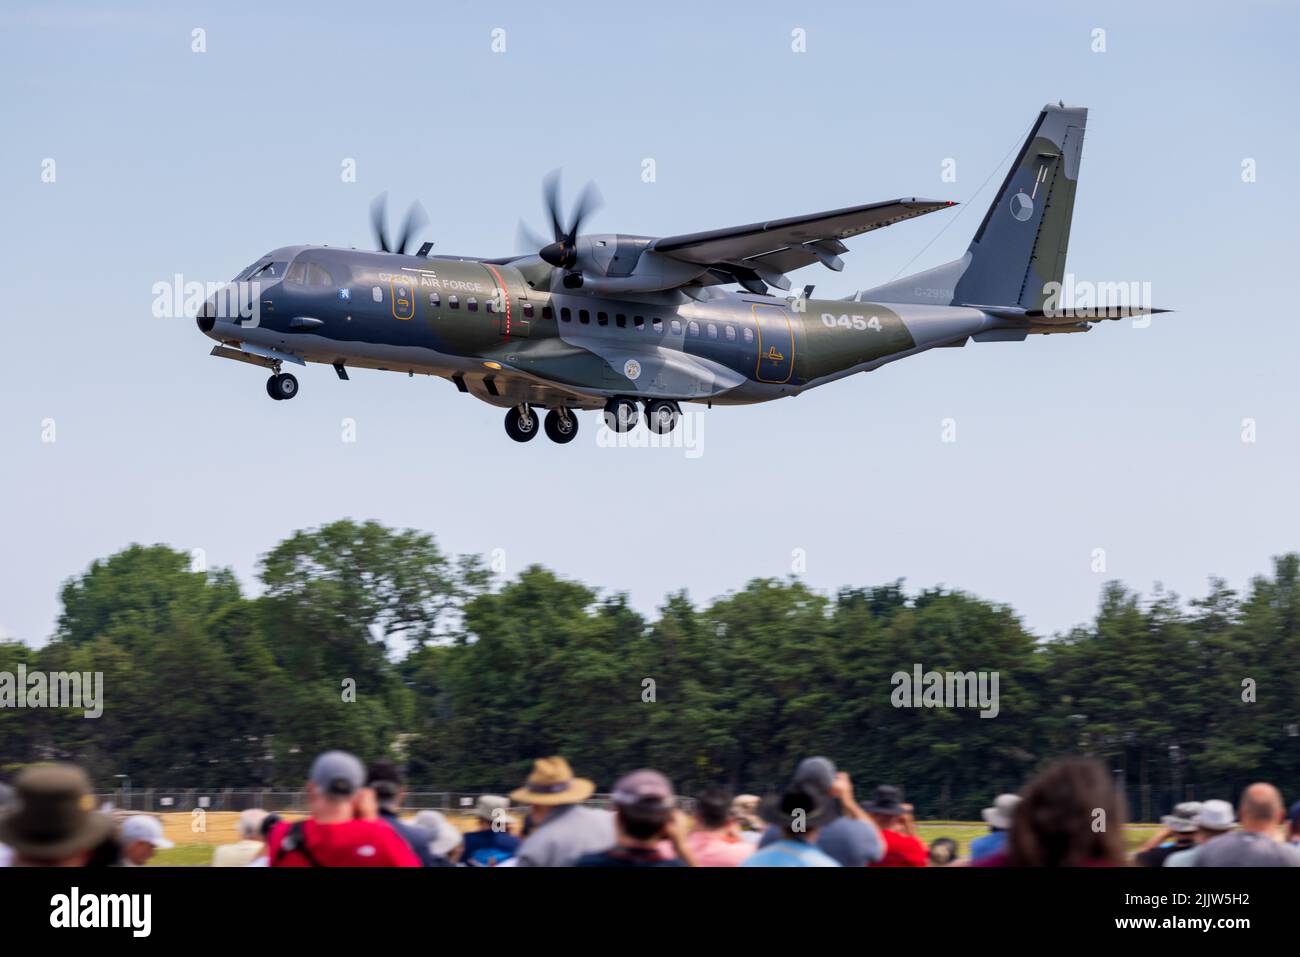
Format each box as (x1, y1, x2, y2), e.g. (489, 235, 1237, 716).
(371, 286, 383, 303)
(707, 323, 718, 339)
(652, 318, 664, 334)
(670, 319, 682, 335)
(634, 316, 645, 330)
(429, 292, 441, 307)
(597, 311, 608, 326)
(579, 309, 590, 324)
(725, 324, 737, 342)
(616, 314, 627, 328)
(688, 320, 700, 336)
(448, 295, 459, 308)
(743, 327, 754, 344)
(542, 305, 553, 320)
(561, 306, 571, 322)
(484, 298, 495, 313)
(522, 302, 534, 318)
(468, 298, 479, 312)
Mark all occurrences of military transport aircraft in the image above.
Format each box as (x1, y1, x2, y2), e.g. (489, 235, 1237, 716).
(197, 103, 1163, 443)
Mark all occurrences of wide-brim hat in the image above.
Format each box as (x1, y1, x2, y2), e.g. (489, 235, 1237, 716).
(760, 785, 835, 831)
(863, 784, 907, 816)
(509, 757, 595, 806)
(0, 763, 116, 861)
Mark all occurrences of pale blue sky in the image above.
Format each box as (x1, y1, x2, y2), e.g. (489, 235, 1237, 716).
(2, 0, 1297, 645)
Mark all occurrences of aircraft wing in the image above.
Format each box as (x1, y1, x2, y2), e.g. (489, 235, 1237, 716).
(650, 198, 956, 279)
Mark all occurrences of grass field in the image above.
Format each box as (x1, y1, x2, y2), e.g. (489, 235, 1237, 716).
(146, 811, 1164, 866)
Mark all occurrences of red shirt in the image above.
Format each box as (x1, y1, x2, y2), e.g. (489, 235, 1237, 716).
(268, 818, 421, 867)
(868, 828, 928, 867)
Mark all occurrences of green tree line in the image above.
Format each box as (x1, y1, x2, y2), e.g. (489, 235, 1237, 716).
(3, 520, 1298, 819)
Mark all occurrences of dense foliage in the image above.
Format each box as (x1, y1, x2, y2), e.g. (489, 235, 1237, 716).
(4, 520, 1298, 819)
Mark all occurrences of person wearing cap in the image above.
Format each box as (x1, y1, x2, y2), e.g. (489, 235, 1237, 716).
(1163, 799, 1236, 867)
(212, 808, 269, 867)
(267, 750, 420, 867)
(1133, 801, 1201, 867)
(459, 794, 522, 866)
(685, 788, 755, 866)
(511, 756, 615, 867)
(0, 763, 115, 867)
(865, 785, 927, 867)
(574, 769, 694, 867)
(756, 757, 884, 866)
(366, 760, 447, 867)
(742, 783, 841, 867)
(410, 810, 463, 861)
(1193, 783, 1300, 867)
(117, 814, 175, 866)
(969, 793, 1021, 863)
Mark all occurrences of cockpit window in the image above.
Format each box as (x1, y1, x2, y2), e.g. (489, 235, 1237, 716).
(307, 263, 333, 287)
(286, 260, 308, 285)
(248, 261, 288, 281)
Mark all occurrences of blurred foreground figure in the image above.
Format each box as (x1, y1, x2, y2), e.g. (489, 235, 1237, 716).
(459, 795, 521, 866)
(1163, 800, 1235, 866)
(575, 770, 692, 867)
(865, 786, 927, 867)
(1133, 801, 1200, 867)
(975, 757, 1126, 867)
(743, 782, 840, 867)
(1194, 783, 1300, 867)
(213, 808, 268, 867)
(511, 756, 614, 867)
(368, 760, 447, 867)
(0, 764, 114, 867)
(970, 793, 1021, 863)
(756, 757, 883, 866)
(268, 750, 419, 867)
(117, 815, 174, 866)
(686, 789, 754, 866)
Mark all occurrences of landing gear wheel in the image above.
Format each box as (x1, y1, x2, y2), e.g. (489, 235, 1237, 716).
(645, 399, 680, 434)
(603, 398, 639, 433)
(544, 409, 579, 444)
(267, 373, 298, 401)
(505, 405, 539, 442)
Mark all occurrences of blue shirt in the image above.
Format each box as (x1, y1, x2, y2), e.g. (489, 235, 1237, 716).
(969, 830, 1008, 862)
(461, 828, 522, 866)
(742, 839, 841, 867)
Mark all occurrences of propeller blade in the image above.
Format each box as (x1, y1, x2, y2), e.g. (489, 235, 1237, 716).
(370, 192, 390, 252)
(517, 220, 548, 254)
(567, 181, 603, 242)
(394, 201, 428, 256)
(542, 169, 565, 242)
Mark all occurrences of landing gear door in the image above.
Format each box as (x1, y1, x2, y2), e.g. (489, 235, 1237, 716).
(752, 304, 794, 383)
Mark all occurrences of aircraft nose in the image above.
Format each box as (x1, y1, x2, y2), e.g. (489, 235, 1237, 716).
(195, 295, 218, 334)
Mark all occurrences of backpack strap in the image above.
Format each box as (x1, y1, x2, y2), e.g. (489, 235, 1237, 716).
(274, 820, 322, 867)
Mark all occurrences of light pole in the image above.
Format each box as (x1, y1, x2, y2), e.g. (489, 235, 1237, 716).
(113, 773, 131, 810)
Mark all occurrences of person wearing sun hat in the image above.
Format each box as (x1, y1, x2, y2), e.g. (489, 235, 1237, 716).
(0, 763, 116, 867)
(511, 756, 614, 867)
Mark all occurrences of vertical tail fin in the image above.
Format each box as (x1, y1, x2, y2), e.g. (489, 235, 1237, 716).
(855, 103, 1087, 309)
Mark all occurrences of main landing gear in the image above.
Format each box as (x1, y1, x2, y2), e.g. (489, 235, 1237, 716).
(266, 372, 299, 401)
(602, 398, 681, 434)
(505, 405, 581, 444)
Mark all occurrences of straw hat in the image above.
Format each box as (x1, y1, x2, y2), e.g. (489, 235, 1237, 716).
(509, 756, 595, 806)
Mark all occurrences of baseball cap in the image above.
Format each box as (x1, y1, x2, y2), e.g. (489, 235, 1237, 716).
(611, 769, 675, 809)
(310, 750, 365, 798)
(792, 757, 836, 792)
(121, 815, 175, 849)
